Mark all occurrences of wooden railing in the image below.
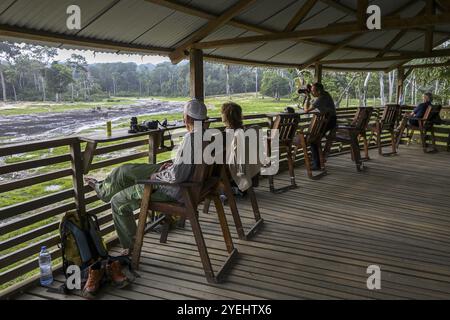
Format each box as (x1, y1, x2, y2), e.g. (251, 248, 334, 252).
(1, 105, 449, 297)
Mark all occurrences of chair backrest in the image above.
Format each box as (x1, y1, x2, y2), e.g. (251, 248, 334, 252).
(423, 104, 442, 128)
(351, 107, 374, 133)
(271, 113, 300, 146)
(308, 113, 331, 143)
(380, 104, 401, 129)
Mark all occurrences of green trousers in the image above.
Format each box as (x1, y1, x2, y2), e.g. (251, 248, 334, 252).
(94, 163, 174, 249)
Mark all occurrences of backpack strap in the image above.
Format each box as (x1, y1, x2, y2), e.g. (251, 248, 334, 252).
(64, 220, 93, 263)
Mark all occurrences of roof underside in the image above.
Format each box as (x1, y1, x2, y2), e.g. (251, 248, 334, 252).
(0, 0, 449, 71)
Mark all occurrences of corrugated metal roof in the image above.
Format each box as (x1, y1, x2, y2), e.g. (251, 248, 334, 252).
(0, 0, 448, 71)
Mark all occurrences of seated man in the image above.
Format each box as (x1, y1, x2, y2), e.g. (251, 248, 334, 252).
(408, 92, 433, 126)
(85, 99, 207, 255)
(303, 82, 337, 170)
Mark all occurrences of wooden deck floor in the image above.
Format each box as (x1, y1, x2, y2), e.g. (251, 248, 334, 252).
(18, 145, 450, 300)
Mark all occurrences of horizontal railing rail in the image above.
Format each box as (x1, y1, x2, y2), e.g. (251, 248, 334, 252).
(1, 105, 449, 297)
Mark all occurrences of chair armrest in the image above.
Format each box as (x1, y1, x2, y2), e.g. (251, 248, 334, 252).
(336, 125, 358, 130)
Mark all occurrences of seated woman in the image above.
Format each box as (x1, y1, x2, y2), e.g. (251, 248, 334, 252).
(221, 102, 261, 196)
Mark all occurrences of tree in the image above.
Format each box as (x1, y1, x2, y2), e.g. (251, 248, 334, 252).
(0, 42, 21, 101)
(260, 70, 290, 100)
(45, 62, 73, 102)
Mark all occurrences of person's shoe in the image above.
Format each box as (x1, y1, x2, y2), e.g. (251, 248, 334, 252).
(119, 248, 132, 257)
(107, 260, 129, 288)
(82, 262, 104, 299)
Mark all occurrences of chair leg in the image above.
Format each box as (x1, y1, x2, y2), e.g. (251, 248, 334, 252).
(132, 185, 152, 270)
(362, 133, 370, 160)
(299, 134, 313, 179)
(377, 129, 382, 155)
(221, 173, 246, 240)
(159, 214, 170, 243)
(350, 137, 363, 172)
(407, 129, 415, 145)
(391, 130, 397, 154)
(203, 198, 211, 214)
(430, 128, 437, 152)
(286, 147, 297, 187)
(213, 195, 235, 254)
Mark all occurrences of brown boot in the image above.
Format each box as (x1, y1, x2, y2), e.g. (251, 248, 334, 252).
(107, 260, 128, 288)
(82, 262, 104, 298)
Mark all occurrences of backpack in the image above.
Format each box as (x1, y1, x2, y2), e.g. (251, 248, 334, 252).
(59, 211, 108, 276)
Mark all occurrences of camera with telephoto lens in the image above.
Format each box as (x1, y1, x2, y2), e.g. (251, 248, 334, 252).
(297, 84, 312, 95)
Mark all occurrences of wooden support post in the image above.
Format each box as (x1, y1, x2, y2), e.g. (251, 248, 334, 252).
(396, 67, 405, 104)
(314, 63, 323, 83)
(190, 48, 204, 102)
(70, 140, 86, 224)
(148, 132, 158, 164)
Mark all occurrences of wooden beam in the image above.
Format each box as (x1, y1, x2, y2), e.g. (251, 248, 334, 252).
(404, 59, 450, 69)
(357, 0, 368, 29)
(377, 30, 407, 58)
(190, 49, 204, 102)
(284, 0, 318, 32)
(320, 48, 450, 65)
(425, 0, 435, 54)
(435, 0, 450, 11)
(298, 34, 361, 69)
(193, 12, 450, 49)
(385, 35, 450, 72)
(319, 0, 356, 15)
(169, 0, 257, 64)
(0, 24, 171, 56)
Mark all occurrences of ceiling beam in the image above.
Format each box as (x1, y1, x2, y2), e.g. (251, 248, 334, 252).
(320, 48, 450, 65)
(168, 0, 257, 64)
(298, 34, 361, 70)
(319, 0, 356, 15)
(404, 59, 450, 69)
(425, 0, 435, 53)
(0, 24, 171, 55)
(193, 12, 450, 49)
(203, 54, 387, 71)
(385, 35, 450, 71)
(377, 30, 408, 58)
(284, 0, 318, 32)
(434, 0, 450, 11)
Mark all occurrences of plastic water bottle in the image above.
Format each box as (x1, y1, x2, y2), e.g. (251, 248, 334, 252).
(39, 246, 53, 286)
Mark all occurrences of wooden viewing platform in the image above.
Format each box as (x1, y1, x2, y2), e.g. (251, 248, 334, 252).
(14, 145, 450, 300)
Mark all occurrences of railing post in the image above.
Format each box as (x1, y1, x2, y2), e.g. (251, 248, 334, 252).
(70, 139, 86, 220)
(149, 132, 158, 164)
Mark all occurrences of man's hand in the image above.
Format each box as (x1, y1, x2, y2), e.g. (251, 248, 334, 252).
(158, 162, 172, 171)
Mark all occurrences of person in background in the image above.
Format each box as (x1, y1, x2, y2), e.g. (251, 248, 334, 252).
(304, 82, 337, 170)
(221, 102, 261, 195)
(408, 92, 433, 126)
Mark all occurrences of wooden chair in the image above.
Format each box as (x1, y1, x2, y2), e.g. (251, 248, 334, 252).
(203, 165, 263, 241)
(295, 113, 331, 179)
(369, 104, 401, 156)
(330, 107, 373, 171)
(406, 104, 441, 153)
(132, 161, 238, 284)
(267, 113, 300, 193)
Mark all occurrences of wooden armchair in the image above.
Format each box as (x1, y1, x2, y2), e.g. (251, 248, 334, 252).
(369, 104, 401, 156)
(406, 104, 441, 153)
(295, 113, 331, 179)
(132, 161, 238, 284)
(267, 113, 300, 193)
(331, 107, 373, 171)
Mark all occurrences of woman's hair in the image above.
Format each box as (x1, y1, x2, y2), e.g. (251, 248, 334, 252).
(221, 102, 243, 129)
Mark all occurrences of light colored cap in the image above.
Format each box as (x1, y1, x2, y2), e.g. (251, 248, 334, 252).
(184, 99, 207, 120)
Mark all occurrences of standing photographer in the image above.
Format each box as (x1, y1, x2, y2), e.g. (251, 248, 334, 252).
(304, 82, 337, 170)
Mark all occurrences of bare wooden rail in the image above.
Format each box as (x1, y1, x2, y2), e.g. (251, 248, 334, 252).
(0, 105, 449, 296)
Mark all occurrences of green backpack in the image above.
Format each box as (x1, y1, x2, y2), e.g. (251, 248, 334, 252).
(59, 211, 108, 274)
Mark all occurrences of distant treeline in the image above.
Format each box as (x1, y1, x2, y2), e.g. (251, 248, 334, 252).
(0, 41, 449, 105)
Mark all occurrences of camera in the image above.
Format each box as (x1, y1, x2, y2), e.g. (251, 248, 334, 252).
(297, 84, 312, 95)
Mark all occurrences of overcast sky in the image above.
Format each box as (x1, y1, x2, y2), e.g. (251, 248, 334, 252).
(55, 48, 171, 65)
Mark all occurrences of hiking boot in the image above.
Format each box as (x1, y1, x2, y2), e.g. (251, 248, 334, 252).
(107, 260, 128, 288)
(82, 262, 104, 298)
